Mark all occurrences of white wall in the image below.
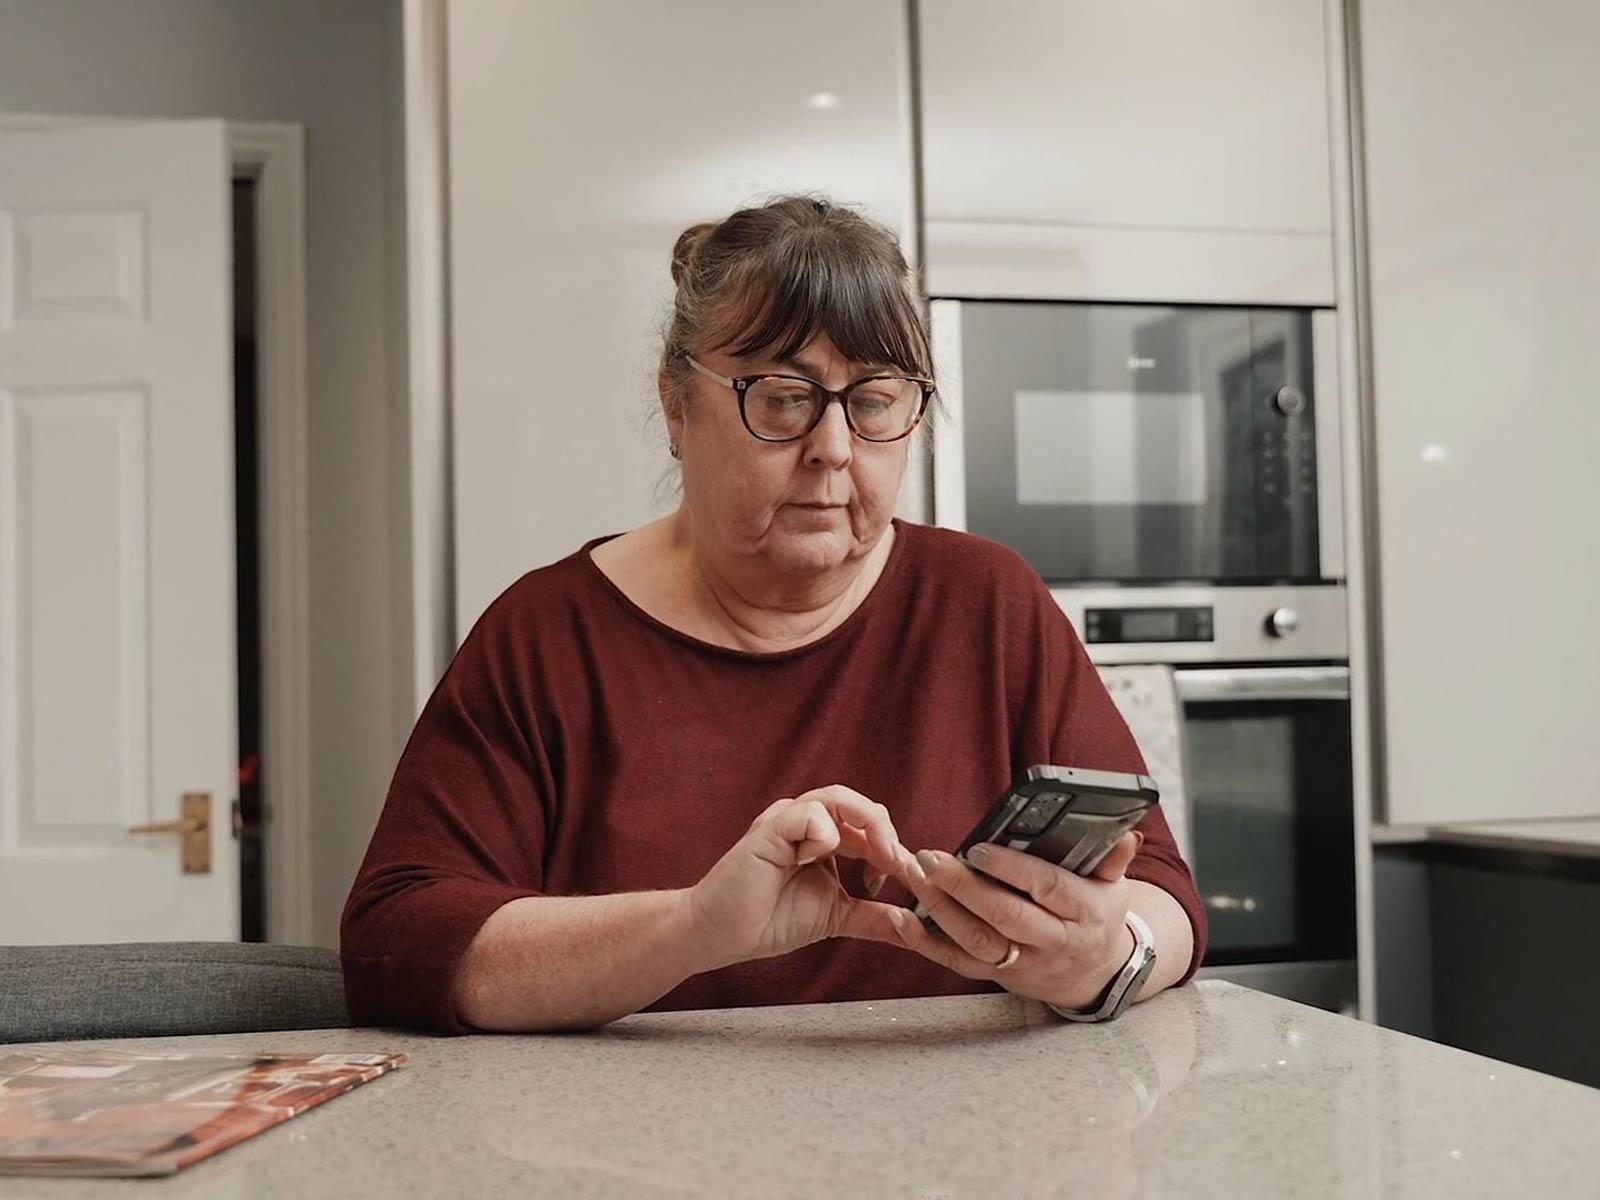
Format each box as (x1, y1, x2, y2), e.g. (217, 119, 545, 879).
(447, 0, 913, 632)
(1360, 0, 1600, 823)
(0, 0, 411, 944)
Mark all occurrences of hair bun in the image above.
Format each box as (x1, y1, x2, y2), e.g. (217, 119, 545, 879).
(670, 222, 715, 287)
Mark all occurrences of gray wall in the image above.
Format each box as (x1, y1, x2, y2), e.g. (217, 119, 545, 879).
(0, 0, 409, 946)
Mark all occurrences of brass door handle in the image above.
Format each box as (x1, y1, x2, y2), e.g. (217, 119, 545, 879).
(128, 817, 205, 835)
(128, 792, 211, 873)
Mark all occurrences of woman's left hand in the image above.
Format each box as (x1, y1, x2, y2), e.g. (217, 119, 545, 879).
(884, 831, 1144, 1011)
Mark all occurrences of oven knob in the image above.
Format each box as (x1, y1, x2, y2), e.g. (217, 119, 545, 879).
(1267, 607, 1300, 638)
(1273, 386, 1306, 416)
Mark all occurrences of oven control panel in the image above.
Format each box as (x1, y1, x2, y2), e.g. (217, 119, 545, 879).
(1084, 606, 1214, 645)
(1059, 586, 1349, 664)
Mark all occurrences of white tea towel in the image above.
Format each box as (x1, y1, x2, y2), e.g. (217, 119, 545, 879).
(1095, 663, 1192, 863)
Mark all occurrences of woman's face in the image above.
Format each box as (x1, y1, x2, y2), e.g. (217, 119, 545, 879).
(667, 330, 910, 581)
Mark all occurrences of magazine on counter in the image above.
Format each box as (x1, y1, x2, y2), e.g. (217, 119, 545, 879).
(0, 1048, 407, 1177)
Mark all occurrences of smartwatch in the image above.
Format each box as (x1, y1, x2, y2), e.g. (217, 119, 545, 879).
(1048, 910, 1156, 1023)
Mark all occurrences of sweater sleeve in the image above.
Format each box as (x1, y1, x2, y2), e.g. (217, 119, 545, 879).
(1011, 564, 1210, 985)
(340, 596, 550, 1033)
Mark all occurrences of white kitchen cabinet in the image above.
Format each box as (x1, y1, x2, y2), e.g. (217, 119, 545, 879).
(918, 0, 1334, 304)
(448, 0, 913, 633)
(1360, 0, 1600, 823)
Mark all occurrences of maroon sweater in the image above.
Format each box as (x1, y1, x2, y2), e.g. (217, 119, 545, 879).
(341, 520, 1207, 1032)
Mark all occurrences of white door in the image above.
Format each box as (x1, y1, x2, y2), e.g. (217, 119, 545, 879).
(0, 120, 238, 943)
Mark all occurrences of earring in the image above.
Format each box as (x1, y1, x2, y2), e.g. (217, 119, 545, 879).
(669, 442, 681, 459)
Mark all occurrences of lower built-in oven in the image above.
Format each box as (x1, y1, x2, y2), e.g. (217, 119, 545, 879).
(1176, 664, 1357, 1014)
(1056, 590, 1359, 1014)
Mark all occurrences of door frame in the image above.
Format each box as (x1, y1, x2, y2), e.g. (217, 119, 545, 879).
(0, 115, 315, 945)
(230, 124, 314, 947)
(402, 0, 456, 705)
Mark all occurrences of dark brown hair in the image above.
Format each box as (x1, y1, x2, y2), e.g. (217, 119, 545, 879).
(660, 195, 934, 409)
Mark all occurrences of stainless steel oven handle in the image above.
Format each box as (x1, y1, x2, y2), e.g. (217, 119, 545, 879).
(1175, 666, 1350, 703)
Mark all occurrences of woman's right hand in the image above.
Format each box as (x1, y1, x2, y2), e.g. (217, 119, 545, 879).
(686, 785, 918, 968)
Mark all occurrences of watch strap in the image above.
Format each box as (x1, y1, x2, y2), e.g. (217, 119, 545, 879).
(1048, 910, 1157, 1023)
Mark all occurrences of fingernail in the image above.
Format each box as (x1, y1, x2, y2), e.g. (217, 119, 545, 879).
(866, 871, 886, 896)
(906, 851, 928, 885)
(915, 849, 939, 878)
(887, 909, 912, 942)
(965, 843, 991, 866)
(796, 853, 817, 867)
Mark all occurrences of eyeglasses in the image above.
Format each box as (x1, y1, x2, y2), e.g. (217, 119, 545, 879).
(684, 355, 934, 443)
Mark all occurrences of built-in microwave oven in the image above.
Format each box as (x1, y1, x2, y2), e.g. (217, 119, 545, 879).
(931, 300, 1344, 589)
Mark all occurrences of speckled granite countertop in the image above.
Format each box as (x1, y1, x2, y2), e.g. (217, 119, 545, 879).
(4, 981, 1598, 1198)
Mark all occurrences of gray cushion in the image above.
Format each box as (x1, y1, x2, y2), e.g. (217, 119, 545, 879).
(0, 942, 348, 1044)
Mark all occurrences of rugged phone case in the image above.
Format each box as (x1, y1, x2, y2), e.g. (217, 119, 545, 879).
(914, 764, 1159, 930)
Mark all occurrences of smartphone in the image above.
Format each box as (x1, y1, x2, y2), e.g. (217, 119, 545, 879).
(914, 765, 1159, 928)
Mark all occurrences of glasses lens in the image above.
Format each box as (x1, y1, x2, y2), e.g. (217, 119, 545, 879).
(847, 378, 923, 440)
(744, 377, 823, 439)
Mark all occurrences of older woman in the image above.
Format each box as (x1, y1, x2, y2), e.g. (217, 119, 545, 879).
(341, 196, 1206, 1033)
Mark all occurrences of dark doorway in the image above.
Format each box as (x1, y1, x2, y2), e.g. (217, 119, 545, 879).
(233, 177, 266, 941)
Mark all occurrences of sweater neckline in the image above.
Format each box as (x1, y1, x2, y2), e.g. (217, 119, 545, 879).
(577, 518, 914, 663)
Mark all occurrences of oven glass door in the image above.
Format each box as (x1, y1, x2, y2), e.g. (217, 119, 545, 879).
(1177, 667, 1356, 966)
(955, 302, 1322, 583)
